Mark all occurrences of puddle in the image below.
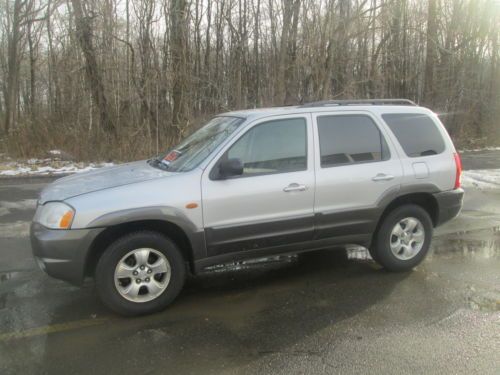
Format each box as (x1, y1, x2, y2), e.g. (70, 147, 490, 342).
(432, 227, 500, 259)
(439, 225, 500, 237)
(467, 289, 500, 312)
(344, 230, 500, 262)
(432, 238, 499, 259)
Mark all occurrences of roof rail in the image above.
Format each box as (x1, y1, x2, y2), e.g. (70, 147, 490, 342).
(300, 99, 417, 107)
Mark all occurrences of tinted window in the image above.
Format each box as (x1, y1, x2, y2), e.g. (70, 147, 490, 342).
(317, 115, 390, 167)
(227, 118, 307, 176)
(382, 113, 445, 157)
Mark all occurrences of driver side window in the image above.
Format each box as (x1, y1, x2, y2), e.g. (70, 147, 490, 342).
(227, 118, 307, 177)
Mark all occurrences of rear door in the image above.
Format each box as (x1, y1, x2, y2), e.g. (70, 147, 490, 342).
(201, 114, 315, 257)
(312, 111, 403, 242)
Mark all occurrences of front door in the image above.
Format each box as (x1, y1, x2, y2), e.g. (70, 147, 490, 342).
(201, 114, 315, 257)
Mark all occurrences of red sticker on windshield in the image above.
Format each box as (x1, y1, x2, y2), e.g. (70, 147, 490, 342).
(164, 150, 180, 162)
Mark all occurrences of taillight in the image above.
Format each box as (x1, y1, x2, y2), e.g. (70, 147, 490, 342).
(453, 153, 462, 189)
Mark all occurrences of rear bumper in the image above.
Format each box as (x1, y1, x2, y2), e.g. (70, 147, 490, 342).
(433, 188, 464, 227)
(30, 222, 103, 286)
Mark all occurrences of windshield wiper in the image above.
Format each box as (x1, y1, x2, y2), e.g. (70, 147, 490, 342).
(147, 157, 170, 171)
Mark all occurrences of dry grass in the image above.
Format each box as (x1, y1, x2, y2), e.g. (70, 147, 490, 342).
(1, 123, 182, 162)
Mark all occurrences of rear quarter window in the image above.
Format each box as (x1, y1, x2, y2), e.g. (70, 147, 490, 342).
(382, 113, 445, 157)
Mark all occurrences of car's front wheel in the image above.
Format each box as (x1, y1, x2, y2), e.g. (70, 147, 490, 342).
(371, 204, 433, 272)
(95, 231, 186, 316)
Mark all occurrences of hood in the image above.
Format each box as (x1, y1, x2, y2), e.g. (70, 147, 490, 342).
(39, 160, 174, 203)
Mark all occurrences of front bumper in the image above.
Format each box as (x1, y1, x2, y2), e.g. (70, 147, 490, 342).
(30, 222, 104, 285)
(433, 188, 464, 226)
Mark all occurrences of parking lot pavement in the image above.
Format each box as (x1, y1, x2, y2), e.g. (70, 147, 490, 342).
(0, 152, 499, 374)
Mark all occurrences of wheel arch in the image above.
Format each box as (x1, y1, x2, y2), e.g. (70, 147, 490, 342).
(373, 192, 439, 243)
(85, 219, 202, 278)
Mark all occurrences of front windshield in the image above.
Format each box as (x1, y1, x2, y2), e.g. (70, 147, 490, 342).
(151, 116, 244, 172)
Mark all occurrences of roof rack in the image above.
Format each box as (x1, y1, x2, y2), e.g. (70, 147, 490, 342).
(300, 99, 417, 108)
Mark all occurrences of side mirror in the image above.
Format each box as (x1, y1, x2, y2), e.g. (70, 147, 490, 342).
(218, 158, 243, 179)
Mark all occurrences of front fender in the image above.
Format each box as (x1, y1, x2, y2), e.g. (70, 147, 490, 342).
(86, 206, 206, 260)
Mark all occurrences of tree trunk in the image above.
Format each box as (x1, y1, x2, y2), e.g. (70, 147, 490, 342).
(203, 0, 212, 112)
(27, 20, 36, 120)
(71, 0, 116, 134)
(4, 0, 22, 133)
(274, 0, 294, 104)
(284, 0, 301, 105)
(424, 0, 438, 105)
(169, 0, 189, 134)
(252, 0, 261, 107)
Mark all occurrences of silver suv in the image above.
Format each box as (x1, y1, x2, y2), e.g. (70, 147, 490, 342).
(31, 99, 464, 316)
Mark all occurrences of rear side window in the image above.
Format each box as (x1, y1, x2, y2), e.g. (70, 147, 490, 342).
(317, 115, 390, 167)
(382, 113, 445, 157)
(227, 118, 307, 176)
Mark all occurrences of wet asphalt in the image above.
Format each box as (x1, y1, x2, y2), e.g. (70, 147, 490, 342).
(0, 151, 499, 374)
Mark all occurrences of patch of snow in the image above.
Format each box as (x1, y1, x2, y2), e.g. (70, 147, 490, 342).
(0, 221, 30, 238)
(0, 199, 38, 210)
(0, 167, 32, 176)
(462, 169, 500, 190)
(0, 161, 114, 177)
(346, 245, 372, 260)
(48, 149, 62, 155)
(0, 199, 38, 217)
(204, 255, 298, 273)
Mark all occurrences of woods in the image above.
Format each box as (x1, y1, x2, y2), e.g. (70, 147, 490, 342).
(0, 0, 499, 161)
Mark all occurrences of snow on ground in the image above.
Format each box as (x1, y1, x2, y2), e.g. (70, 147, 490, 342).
(462, 169, 500, 190)
(459, 146, 500, 152)
(0, 199, 37, 217)
(0, 158, 114, 177)
(0, 221, 31, 238)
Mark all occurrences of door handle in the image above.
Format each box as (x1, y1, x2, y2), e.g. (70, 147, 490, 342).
(372, 173, 395, 182)
(283, 183, 307, 192)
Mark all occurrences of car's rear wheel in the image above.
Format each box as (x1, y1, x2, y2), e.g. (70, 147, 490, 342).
(371, 204, 433, 271)
(96, 231, 186, 316)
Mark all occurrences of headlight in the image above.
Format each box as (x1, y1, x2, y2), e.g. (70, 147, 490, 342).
(37, 202, 75, 229)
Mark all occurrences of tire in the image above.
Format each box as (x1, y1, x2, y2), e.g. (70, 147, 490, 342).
(370, 204, 433, 272)
(95, 231, 186, 316)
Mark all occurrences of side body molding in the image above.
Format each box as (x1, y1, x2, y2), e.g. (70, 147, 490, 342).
(87, 206, 207, 261)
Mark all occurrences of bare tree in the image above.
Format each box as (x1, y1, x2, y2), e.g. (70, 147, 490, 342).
(169, 0, 189, 135)
(4, 0, 23, 133)
(71, 0, 115, 133)
(424, 0, 438, 105)
(0, 0, 498, 160)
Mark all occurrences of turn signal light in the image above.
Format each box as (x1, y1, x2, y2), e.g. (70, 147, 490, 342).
(59, 210, 75, 229)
